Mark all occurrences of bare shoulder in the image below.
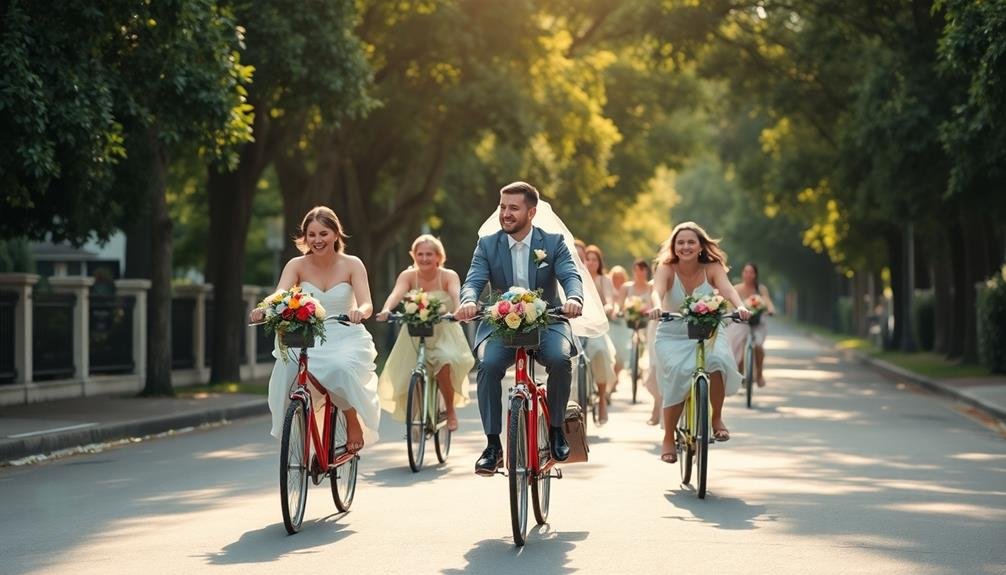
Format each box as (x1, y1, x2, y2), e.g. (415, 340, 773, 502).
(442, 268, 461, 282)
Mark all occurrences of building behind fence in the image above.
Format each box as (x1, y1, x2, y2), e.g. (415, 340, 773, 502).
(0, 274, 273, 406)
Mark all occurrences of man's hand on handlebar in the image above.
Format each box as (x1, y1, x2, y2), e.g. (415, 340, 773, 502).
(562, 299, 583, 318)
(455, 301, 479, 322)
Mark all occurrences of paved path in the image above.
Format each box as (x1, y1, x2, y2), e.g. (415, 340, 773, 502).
(2, 325, 1004, 574)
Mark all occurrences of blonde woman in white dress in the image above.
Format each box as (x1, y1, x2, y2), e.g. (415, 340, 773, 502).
(650, 222, 749, 463)
(377, 235, 474, 431)
(250, 206, 381, 454)
(617, 259, 660, 425)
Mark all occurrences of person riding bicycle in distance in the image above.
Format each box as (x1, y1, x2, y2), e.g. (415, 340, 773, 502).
(455, 181, 584, 476)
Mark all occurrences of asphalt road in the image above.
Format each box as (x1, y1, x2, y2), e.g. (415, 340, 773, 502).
(2, 324, 1004, 574)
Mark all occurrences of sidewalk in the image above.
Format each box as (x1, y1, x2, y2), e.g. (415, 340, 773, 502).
(795, 325, 1006, 424)
(0, 386, 268, 464)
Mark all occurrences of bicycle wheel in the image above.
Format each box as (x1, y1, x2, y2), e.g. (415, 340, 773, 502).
(406, 373, 427, 472)
(280, 397, 309, 534)
(677, 396, 693, 486)
(630, 336, 641, 404)
(744, 340, 755, 409)
(531, 397, 551, 525)
(695, 375, 710, 498)
(507, 396, 530, 546)
(576, 357, 589, 434)
(329, 409, 358, 511)
(434, 384, 452, 463)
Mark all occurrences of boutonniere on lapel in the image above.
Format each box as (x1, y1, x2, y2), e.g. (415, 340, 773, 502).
(533, 249, 548, 268)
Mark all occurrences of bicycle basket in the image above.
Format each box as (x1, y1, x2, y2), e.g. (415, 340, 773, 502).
(502, 329, 541, 349)
(407, 323, 434, 338)
(281, 329, 315, 349)
(627, 318, 648, 331)
(686, 322, 716, 341)
(748, 314, 762, 328)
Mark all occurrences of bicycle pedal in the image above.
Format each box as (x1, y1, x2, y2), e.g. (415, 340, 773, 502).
(496, 469, 507, 477)
(551, 469, 563, 480)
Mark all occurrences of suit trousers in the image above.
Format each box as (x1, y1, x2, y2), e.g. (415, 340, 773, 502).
(476, 329, 573, 434)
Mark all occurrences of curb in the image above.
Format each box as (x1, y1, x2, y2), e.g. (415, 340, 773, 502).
(851, 352, 1006, 423)
(801, 330, 1006, 424)
(0, 399, 269, 464)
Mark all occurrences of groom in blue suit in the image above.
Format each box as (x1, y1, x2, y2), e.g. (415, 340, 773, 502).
(456, 181, 584, 475)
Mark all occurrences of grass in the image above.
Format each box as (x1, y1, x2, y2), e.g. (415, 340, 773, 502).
(781, 317, 993, 380)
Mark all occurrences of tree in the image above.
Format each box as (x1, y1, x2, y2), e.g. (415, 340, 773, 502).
(204, 0, 371, 383)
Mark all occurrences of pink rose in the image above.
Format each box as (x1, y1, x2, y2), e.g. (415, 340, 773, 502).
(497, 300, 511, 315)
(514, 302, 525, 315)
(695, 302, 709, 314)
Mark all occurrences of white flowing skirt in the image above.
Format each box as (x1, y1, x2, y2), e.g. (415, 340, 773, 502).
(653, 321, 741, 407)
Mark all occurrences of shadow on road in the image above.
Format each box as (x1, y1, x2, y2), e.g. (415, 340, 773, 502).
(442, 526, 588, 574)
(663, 490, 773, 530)
(200, 514, 354, 565)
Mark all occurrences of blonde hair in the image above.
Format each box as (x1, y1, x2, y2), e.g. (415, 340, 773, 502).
(409, 234, 446, 267)
(656, 221, 729, 269)
(609, 265, 628, 286)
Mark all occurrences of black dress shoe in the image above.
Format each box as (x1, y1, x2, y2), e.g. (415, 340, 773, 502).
(550, 426, 570, 462)
(475, 445, 503, 476)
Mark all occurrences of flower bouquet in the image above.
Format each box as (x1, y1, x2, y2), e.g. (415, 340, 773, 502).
(744, 293, 768, 327)
(395, 288, 446, 337)
(257, 286, 327, 359)
(622, 295, 650, 331)
(680, 290, 728, 340)
(486, 287, 549, 348)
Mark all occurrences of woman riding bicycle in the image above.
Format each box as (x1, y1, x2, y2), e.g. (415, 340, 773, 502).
(377, 235, 475, 431)
(250, 206, 381, 454)
(726, 262, 776, 387)
(583, 244, 618, 424)
(617, 259, 661, 425)
(649, 222, 749, 463)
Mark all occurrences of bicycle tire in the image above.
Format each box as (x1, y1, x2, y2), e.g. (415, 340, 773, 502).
(678, 392, 693, 485)
(434, 384, 452, 463)
(531, 396, 551, 525)
(406, 373, 426, 472)
(695, 375, 710, 498)
(330, 409, 358, 511)
(507, 396, 530, 546)
(280, 397, 309, 534)
(744, 340, 755, 409)
(630, 336, 641, 404)
(576, 357, 589, 434)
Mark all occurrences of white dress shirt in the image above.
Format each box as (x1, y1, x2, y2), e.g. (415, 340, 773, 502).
(508, 234, 530, 288)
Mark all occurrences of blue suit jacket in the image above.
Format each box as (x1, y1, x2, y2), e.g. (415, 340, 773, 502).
(461, 227, 584, 348)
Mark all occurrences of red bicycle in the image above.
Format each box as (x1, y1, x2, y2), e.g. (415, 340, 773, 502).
(490, 307, 567, 546)
(275, 315, 359, 534)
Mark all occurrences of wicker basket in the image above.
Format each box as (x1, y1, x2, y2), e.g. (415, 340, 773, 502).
(280, 330, 315, 349)
(748, 314, 762, 328)
(626, 318, 649, 331)
(407, 323, 434, 338)
(686, 322, 716, 341)
(502, 329, 541, 349)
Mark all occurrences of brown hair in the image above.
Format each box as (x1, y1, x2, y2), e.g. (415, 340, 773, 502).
(409, 234, 446, 267)
(633, 258, 652, 279)
(294, 206, 348, 254)
(585, 244, 606, 275)
(499, 181, 540, 207)
(656, 221, 728, 269)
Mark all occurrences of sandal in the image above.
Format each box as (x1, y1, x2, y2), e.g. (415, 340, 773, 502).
(660, 451, 677, 464)
(712, 427, 730, 442)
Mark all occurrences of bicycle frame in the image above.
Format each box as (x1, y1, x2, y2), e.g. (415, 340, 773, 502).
(410, 336, 446, 433)
(680, 338, 711, 443)
(290, 348, 354, 473)
(508, 347, 556, 478)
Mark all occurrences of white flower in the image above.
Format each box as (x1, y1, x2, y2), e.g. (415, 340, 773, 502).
(524, 305, 539, 322)
(418, 309, 430, 321)
(404, 302, 419, 314)
(533, 249, 547, 263)
(314, 302, 326, 318)
(689, 302, 700, 312)
(490, 306, 502, 320)
(511, 287, 528, 295)
(535, 299, 547, 312)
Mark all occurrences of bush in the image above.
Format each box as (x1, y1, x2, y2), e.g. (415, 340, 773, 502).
(912, 290, 935, 351)
(0, 239, 34, 273)
(977, 266, 1006, 373)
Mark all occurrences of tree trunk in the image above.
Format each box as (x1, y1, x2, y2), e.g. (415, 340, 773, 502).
(206, 119, 274, 384)
(142, 131, 174, 396)
(932, 236, 951, 354)
(900, 223, 917, 352)
(885, 229, 904, 351)
(947, 218, 967, 359)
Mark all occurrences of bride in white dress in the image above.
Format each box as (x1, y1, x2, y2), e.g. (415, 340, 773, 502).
(250, 206, 380, 452)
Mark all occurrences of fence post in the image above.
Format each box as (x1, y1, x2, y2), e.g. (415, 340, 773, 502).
(243, 286, 263, 379)
(49, 276, 96, 385)
(0, 274, 39, 386)
(116, 279, 151, 385)
(174, 283, 212, 383)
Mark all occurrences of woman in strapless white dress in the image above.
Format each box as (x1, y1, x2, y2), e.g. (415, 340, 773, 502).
(649, 222, 750, 464)
(249, 206, 380, 453)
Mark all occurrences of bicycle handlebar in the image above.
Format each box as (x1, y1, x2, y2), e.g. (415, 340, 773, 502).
(382, 311, 460, 323)
(657, 311, 747, 323)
